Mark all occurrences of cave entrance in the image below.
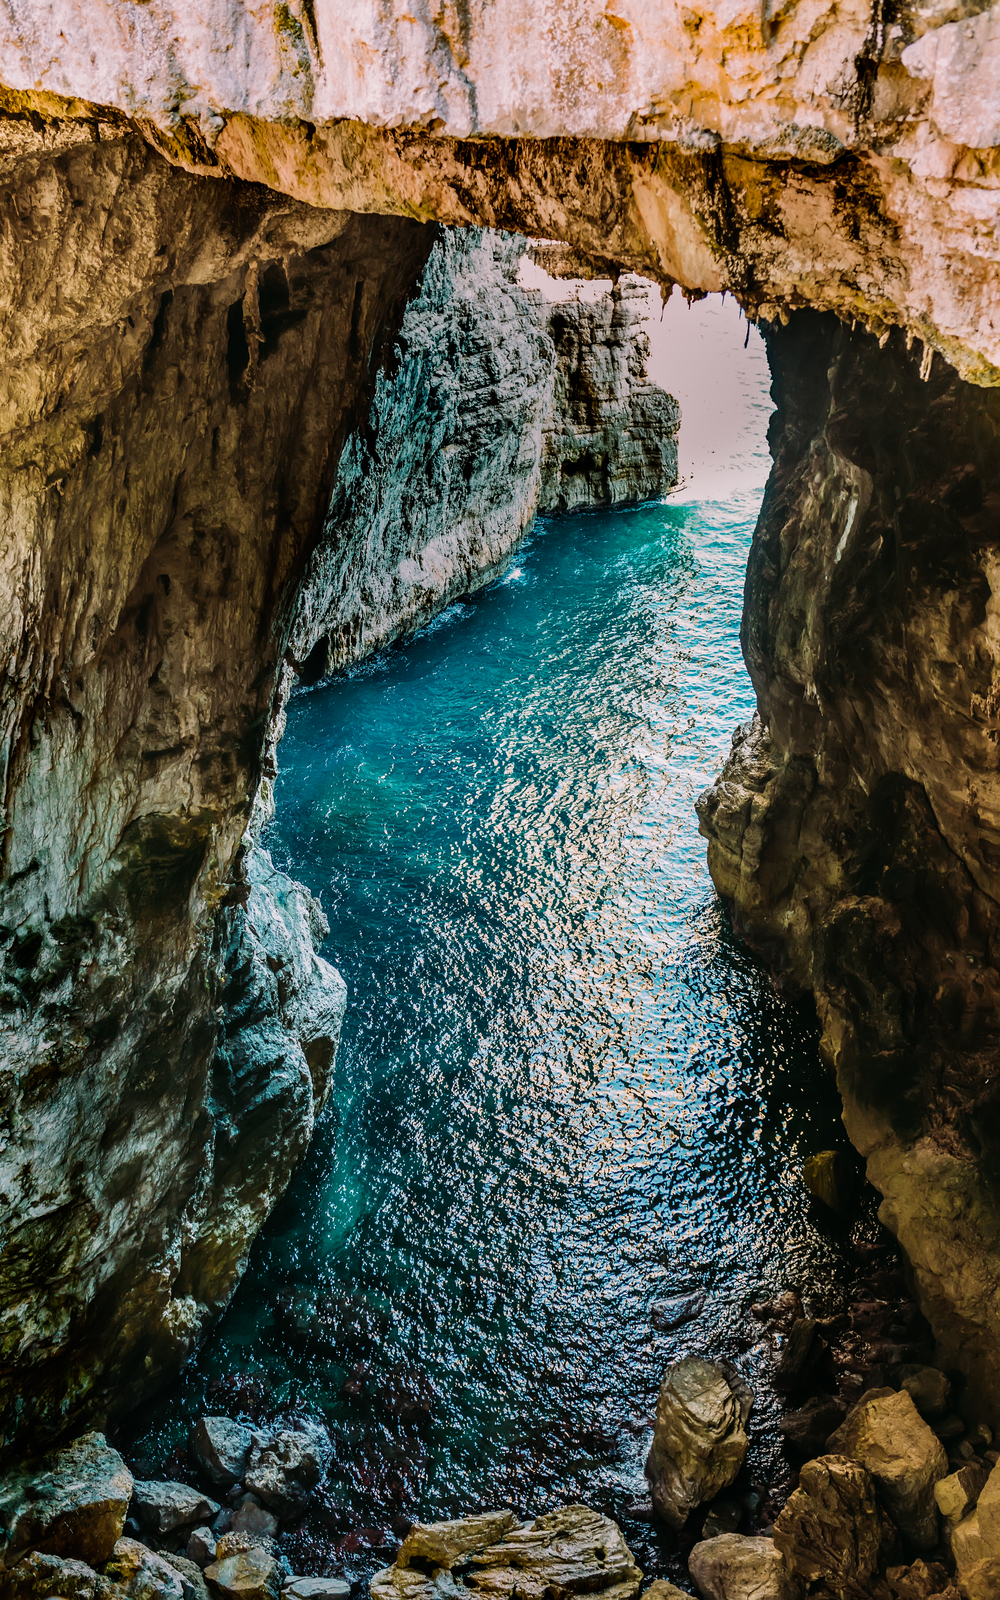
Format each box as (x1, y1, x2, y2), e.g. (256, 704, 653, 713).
(118, 258, 880, 1587)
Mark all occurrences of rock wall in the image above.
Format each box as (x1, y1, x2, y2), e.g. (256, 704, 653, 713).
(0, 128, 435, 1455)
(0, 1, 997, 383)
(698, 313, 1000, 1423)
(288, 231, 677, 679)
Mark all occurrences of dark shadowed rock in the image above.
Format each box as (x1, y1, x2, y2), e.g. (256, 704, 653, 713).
(185, 1529, 217, 1570)
(190, 1421, 254, 1491)
(644, 1359, 751, 1530)
(885, 1558, 959, 1599)
(132, 1484, 220, 1538)
(896, 1367, 951, 1424)
(160, 1552, 212, 1600)
(230, 1499, 277, 1542)
(779, 1394, 848, 1459)
(244, 1425, 332, 1518)
(0, 1433, 133, 1568)
(772, 1320, 825, 1396)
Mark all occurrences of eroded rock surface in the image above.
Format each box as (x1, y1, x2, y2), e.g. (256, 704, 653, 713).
(644, 1358, 751, 1530)
(0, 1434, 132, 1569)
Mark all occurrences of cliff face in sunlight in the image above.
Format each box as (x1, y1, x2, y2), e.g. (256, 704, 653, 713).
(2, 0, 1000, 1447)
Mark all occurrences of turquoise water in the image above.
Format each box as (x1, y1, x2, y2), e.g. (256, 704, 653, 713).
(124, 471, 870, 1583)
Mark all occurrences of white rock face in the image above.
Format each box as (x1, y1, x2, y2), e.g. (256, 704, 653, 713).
(0, 0, 998, 380)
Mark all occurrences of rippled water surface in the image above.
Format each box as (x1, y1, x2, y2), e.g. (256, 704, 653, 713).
(126, 298, 870, 1584)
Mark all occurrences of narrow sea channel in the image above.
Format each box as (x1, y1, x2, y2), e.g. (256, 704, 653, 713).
(125, 297, 871, 1586)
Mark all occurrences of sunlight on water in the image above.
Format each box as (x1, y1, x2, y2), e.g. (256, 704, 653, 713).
(125, 296, 869, 1586)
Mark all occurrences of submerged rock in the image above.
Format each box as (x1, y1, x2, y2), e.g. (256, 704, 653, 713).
(644, 1359, 751, 1529)
(650, 1294, 706, 1333)
(802, 1151, 854, 1212)
(687, 1535, 798, 1600)
(828, 1388, 948, 1549)
(0, 1433, 133, 1568)
(190, 1420, 254, 1490)
(778, 1394, 848, 1459)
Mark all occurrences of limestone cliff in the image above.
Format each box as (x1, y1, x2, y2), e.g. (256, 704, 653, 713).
(698, 315, 1000, 1423)
(0, 130, 435, 1454)
(289, 231, 677, 679)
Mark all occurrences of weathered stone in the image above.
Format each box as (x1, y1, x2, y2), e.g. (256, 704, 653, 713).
(185, 1531, 217, 1571)
(229, 1500, 277, 1543)
(779, 1395, 849, 1460)
(396, 1513, 516, 1570)
(203, 1547, 284, 1600)
(190, 1421, 253, 1491)
(644, 1359, 751, 1530)
(687, 1535, 798, 1600)
(896, 1368, 952, 1424)
(829, 1389, 948, 1549)
(132, 1485, 220, 1538)
(4, 1551, 100, 1599)
(934, 1464, 989, 1526)
(104, 1538, 185, 1600)
(973, 1457, 1000, 1550)
(0, 1434, 133, 1567)
(159, 1553, 212, 1600)
(281, 1581, 351, 1600)
(244, 1426, 331, 1518)
(958, 1558, 1000, 1600)
(464, 1506, 642, 1600)
(215, 1536, 267, 1563)
(638, 1585, 695, 1600)
(773, 1455, 896, 1594)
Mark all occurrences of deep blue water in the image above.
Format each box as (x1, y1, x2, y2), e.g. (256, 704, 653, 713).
(125, 452, 872, 1583)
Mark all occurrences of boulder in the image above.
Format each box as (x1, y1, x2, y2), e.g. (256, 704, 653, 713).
(895, 1367, 951, 1423)
(973, 1457, 1000, 1550)
(204, 1547, 285, 1600)
(464, 1506, 642, 1600)
(230, 1498, 278, 1542)
(160, 1553, 212, 1600)
(397, 1514, 516, 1569)
(687, 1535, 799, 1600)
(185, 1530, 217, 1570)
(773, 1454, 896, 1593)
(778, 1395, 848, 1459)
(949, 1507, 991, 1572)
(190, 1421, 254, 1491)
(828, 1388, 948, 1548)
(934, 1464, 989, 1527)
(132, 1484, 220, 1538)
(282, 1582, 352, 1600)
(644, 1359, 751, 1529)
(0, 1433, 133, 1567)
(244, 1425, 331, 1517)
(958, 1558, 1000, 1600)
(104, 1537, 186, 1600)
(638, 1585, 695, 1600)
(4, 1550, 100, 1599)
